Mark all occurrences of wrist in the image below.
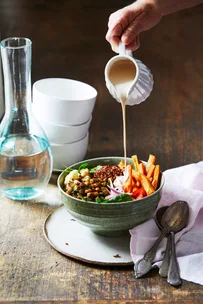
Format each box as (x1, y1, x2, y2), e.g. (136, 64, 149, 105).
(132, 0, 163, 16)
(157, 0, 177, 16)
(157, 0, 203, 16)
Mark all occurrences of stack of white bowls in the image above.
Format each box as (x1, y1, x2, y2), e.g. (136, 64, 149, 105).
(32, 78, 97, 171)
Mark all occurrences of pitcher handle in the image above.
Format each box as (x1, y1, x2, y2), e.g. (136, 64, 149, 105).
(119, 41, 133, 57)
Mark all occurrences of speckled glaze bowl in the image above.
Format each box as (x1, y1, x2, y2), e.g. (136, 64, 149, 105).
(57, 157, 164, 236)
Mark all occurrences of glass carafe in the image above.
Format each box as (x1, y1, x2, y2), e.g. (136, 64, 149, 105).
(0, 37, 53, 200)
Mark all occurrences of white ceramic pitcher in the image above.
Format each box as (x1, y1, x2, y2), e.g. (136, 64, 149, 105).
(104, 42, 154, 106)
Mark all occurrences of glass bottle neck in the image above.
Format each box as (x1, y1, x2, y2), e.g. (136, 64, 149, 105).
(1, 38, 32, 114)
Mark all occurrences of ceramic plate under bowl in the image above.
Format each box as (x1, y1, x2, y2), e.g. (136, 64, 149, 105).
(43, 206, 133, 266)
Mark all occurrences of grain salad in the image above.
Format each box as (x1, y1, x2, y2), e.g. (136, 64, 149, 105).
(63, 154, 161, 203)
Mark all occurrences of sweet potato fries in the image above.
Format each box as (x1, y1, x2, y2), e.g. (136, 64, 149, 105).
(119, 154, 161, 200)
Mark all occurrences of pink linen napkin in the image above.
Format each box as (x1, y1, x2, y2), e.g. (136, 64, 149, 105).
(130, 161, 203, 285)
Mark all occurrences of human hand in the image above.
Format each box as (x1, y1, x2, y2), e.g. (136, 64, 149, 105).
(106, 0, 162, 52)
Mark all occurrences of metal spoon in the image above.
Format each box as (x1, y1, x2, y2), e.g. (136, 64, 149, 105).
(155, 206, 171, 278)
(165, 201, 189, 286)
(134, 200, 189, 281)
(156, 205, 182, 285)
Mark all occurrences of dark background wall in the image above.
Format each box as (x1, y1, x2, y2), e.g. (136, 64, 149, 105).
(0, 0, 203, 170)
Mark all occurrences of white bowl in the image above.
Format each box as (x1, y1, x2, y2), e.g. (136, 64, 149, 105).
(32, 78, 97, 125)
(32, 107, 92, 144)
(51, 132, 89, 171)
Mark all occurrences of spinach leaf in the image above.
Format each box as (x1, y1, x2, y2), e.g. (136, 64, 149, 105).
(77, 193, 84, 200)
(78, 163, 103, 173)
(108, 194, 133, 203)
(54, 166, 73, 173)
(56, 163, 103, 174)
(96, 197, 108, 204)
(78, 163, 89, 172)
(95, 194, 133, 204)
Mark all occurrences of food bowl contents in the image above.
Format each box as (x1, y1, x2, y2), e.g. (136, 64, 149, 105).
(63, 154, 161, 203)
(58, 156, 164, 236)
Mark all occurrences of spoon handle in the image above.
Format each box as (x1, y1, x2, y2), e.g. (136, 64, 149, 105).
(134, 228, 168, 278)
(159, 235, 171, 277)
(167, 231, 182, 286)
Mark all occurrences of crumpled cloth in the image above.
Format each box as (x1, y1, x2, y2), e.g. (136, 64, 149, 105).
(130, 161, 203, 285)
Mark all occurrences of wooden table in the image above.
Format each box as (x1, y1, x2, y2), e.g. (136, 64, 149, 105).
(1, 0, 203, 303)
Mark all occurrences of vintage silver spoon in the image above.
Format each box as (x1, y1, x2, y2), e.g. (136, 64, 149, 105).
(155, 206, 171, 278)
(165, 201, 189, 286)
(134, 200, 189, 281)
(156, 205, 184, 286)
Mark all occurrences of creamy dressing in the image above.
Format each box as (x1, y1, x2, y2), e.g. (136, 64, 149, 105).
(108, 59, 136, 166)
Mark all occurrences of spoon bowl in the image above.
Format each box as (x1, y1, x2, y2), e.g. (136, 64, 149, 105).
(161, 200, 189, 232)
(156, 206, 168, 229)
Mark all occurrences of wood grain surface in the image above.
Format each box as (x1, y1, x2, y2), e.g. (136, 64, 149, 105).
(1, 0, 203, 303)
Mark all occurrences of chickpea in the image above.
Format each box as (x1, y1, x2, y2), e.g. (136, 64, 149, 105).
(85, 189, 92, 194)
(66, 187, 72, 195)
(102, 188, 109, 195)
(92, 183, 100, 188)
(79, 189, 85, 195)
(87, 192, 93, 199)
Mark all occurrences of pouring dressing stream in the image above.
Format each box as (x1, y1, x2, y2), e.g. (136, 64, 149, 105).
(105, 42, 154, 167)
(107, 55, 136, 166)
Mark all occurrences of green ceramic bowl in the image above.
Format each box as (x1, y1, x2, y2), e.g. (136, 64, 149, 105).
(57, 157, 164, 236)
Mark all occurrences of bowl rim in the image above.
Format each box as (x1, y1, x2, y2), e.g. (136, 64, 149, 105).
(33, 78, 98, 101)
(51, 131, 89, 146)
(57, 156, 165, 205)
(34, 114, 92, 128)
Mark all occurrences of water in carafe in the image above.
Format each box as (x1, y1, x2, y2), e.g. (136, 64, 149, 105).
(0, 37, 52, 200)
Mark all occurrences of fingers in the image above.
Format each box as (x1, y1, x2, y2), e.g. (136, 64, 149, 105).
(121, 17, 143, 46)
(106, 33, 140, 53)
(106, 17, 142, 52)
(106, 9, 132, 53)
(105, 23, 123, 46)
(107, 8, 130, 34)
(106, 35, 120, 53)
(106, 0, 162, 53)
(106, 4, 143, 53)
(125, 35, 140, 51)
